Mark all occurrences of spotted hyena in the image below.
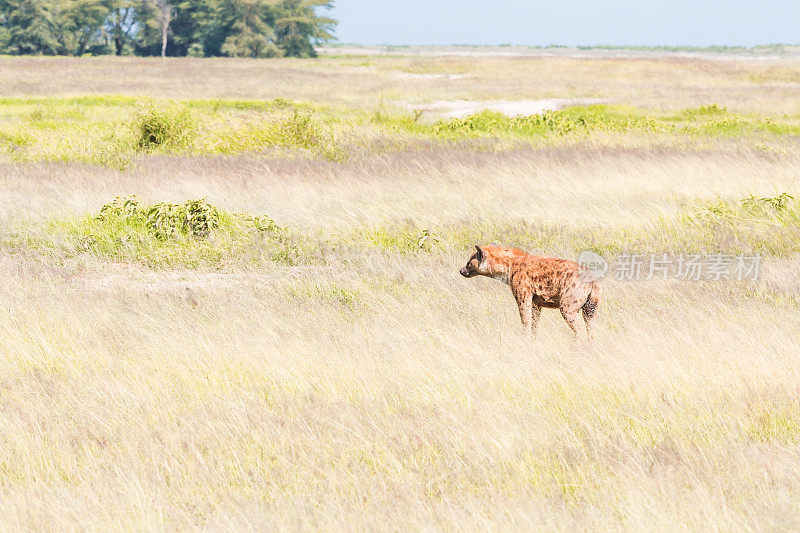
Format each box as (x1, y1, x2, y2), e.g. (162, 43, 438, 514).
(459, 245, 602, 339)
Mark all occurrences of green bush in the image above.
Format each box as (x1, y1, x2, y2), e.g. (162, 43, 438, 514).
(740, 192, 795, 213)
(658, 193, 800, 255)
(133, 104, 197, 151)
(677, 104, 728, 119)
(97, 197, 220, 240)
(205, 108, 344, 161)
(45, 197, 313, 268)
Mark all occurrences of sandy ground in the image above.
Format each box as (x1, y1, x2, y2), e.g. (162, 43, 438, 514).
(408, 98, 604, 118)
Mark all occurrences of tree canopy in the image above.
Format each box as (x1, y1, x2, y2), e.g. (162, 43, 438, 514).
(0, 0, 335, 57)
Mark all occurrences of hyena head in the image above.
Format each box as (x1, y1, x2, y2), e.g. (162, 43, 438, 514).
(460, 245, 490, 278)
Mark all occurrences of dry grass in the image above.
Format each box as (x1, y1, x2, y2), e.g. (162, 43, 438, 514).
(1, 53, 800, 530)
(2, 54, 800, 113)
(3, 252, 800, 530)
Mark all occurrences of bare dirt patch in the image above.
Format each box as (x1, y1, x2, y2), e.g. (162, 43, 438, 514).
(408, 98, 604, 118)
(393, 71, 469, 81)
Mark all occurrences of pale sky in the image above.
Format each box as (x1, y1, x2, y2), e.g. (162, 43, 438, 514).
(331, 0, 800, 47)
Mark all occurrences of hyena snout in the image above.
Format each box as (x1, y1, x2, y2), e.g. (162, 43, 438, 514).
(460, 266, 478, 277)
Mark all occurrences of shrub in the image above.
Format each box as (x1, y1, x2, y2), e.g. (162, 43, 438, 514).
(657, 193, 800, 255)
(133, 104, 197, 151)
(282, 108, 323, 149)
(98, 197, 220, 240)
(204, 108, 344, 161)
(46, 197, 313, 267)
(741, 193, 795, 212)
(679, 104, 728, 118)
(416, 229, 441, 251)
(694, 193, 796, 224)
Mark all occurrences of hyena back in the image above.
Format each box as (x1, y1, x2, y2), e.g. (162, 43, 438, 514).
(459, 245, 602, 339)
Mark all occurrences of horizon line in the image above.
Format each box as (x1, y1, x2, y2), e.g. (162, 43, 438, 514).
(324, 42, 800, 49)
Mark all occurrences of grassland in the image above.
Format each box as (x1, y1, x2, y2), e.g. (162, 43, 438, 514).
(1, 52, 800, 530)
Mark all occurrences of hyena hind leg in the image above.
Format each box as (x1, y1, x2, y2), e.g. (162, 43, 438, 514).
(559, 307, 582, 338)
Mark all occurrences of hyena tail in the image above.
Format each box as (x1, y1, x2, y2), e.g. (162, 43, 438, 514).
(582, 281, 602, 320)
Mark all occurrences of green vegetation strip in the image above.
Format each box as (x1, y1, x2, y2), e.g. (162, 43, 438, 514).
(0, 97, 344, 167)
(376, 104, 800, 139)
(9, 194, 797, 269)
(1, 98, 800, 167)
(364, 193, 800, 258)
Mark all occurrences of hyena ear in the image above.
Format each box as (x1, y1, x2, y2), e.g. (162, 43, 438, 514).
(474, 245, 483, 260)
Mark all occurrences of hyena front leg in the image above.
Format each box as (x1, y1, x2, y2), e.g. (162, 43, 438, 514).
(515, 292, 533, 334)
(531, 304, 542, 335)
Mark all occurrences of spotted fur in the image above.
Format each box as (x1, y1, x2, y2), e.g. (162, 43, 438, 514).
(460, 245, 602, 339)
